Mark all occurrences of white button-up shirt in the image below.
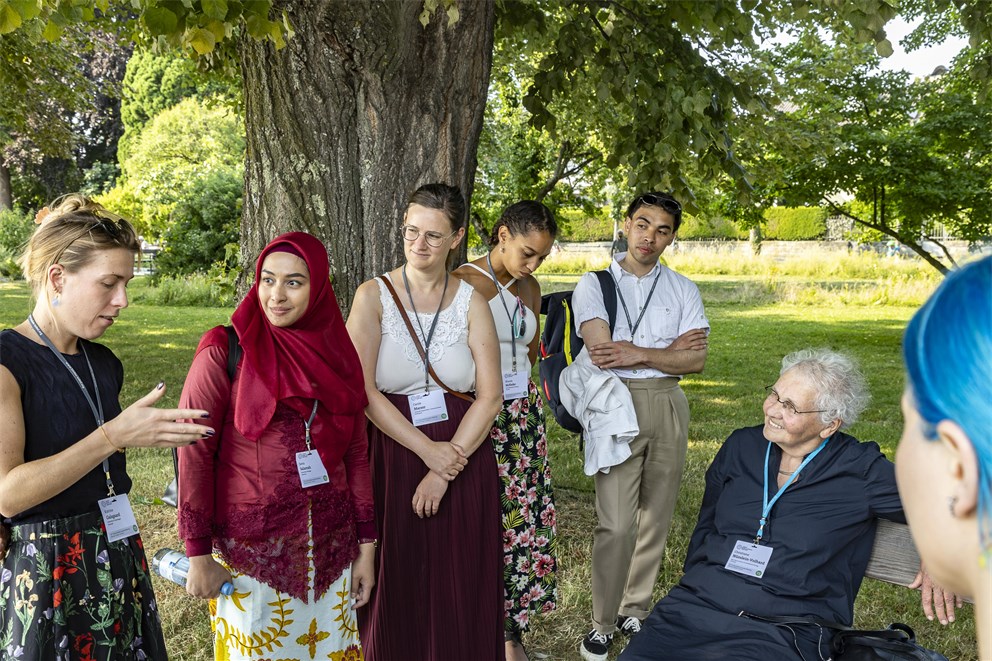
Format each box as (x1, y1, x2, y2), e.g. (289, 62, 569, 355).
(571, 253, 710, 379)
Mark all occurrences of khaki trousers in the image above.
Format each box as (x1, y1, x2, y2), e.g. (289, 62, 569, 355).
(591, 377, 689, 633)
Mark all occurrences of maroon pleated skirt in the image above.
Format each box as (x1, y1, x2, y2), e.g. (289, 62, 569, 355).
(359, 392, 504, 661)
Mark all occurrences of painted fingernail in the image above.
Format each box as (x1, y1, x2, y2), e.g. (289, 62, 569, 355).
(200, 413, 211, 418)
(203, 429, 215, 437)
(188, 441, 198, 446)
(156, 381, 165, 390)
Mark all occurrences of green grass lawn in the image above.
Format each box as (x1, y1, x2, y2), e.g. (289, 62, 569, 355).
(0, 269, 978, 661)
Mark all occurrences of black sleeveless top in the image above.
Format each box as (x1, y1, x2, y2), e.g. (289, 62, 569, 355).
(0, 329, 131, 524)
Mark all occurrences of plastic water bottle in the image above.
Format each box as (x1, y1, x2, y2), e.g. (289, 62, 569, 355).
(152, 548, 234, 596)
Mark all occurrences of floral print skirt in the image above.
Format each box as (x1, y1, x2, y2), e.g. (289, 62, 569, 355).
(493, 379, 558, 634)
(0, 510, 167, 660)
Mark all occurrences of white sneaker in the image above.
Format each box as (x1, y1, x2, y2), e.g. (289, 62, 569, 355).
(580, 629, 613, 661)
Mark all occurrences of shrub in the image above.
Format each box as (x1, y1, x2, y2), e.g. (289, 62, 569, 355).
(677, 214, 747, 240)
(133, 262, 237, 307)
(153, 170, 242, 277)
(0, 209, 33, 278)
(763, 206, 828, 240)
(557, 207, 613, 242)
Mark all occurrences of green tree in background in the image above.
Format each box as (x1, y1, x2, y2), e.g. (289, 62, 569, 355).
(748, 36, 992, 273)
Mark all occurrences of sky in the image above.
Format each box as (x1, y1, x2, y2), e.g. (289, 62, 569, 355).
(875, 16, 968, 78)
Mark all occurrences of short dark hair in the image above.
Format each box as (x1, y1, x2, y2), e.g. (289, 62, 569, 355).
(488, 200, 558, 247)
(408, 183, 466, 231)
(625, 192, 683, 232)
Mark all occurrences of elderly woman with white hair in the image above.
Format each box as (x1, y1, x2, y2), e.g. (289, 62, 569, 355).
(620, 348, 954, 660)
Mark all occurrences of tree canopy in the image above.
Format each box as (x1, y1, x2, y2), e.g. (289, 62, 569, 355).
(744, 36, 992, 272)
(2, 0, 991, 292)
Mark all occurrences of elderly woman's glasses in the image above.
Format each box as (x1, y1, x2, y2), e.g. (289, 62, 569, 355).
(401, 224, 456, 248)
(764, 386, 827, 416)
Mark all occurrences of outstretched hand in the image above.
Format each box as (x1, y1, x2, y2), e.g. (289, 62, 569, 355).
(102, 383, 213, 450)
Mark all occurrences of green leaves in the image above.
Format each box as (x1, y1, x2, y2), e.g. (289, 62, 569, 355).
(0, 2, 24, 34)
(143, 6, 178, 35)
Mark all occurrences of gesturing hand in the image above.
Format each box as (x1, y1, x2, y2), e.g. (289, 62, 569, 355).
(102, 383, 213, 450)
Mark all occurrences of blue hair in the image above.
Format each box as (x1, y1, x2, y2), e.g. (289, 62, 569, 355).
(903, 255, 992, 548)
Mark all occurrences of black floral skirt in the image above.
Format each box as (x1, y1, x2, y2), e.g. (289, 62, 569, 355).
(0, 510, 167, 660)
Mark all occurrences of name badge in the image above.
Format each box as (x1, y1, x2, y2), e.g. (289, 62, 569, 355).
(98, 494, 140, 542)
(296, 450, 330, 488)
(409, 390, 449, 426)
(724, 540, 773, 578)
(502, 371, 529, 400)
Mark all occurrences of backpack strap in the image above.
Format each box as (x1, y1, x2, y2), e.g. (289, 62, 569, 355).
(225, 325, 241, 381)
(594, 269, 618, 333)
(168, 325, 241, 508)
(377, 276, 475, 403)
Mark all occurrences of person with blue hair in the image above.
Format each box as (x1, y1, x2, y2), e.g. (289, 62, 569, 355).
(897, 255, 992, 659)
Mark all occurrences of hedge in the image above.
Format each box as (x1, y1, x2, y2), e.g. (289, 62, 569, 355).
(763, 206, 828, 240)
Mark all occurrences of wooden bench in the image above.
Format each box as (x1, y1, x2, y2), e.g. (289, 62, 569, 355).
(866, 519, 972, 603)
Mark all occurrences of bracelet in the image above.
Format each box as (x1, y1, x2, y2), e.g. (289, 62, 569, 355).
(99, 425, 124, 454)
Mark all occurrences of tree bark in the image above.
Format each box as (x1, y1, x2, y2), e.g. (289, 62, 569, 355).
(0, 156, 12, 211)
(238, 0, 495, 311)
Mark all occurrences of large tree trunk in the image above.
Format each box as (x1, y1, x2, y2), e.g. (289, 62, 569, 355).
(0, 156, 11, 211)
(238, 0, 495, 311)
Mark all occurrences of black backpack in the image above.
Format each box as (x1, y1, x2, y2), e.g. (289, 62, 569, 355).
(538, 271, 617, 434)
(162, 326, 241, 507)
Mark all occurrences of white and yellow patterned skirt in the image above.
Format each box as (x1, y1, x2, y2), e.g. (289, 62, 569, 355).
(209, 557, 362, 661)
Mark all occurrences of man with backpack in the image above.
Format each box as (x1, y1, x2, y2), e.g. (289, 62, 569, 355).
(571, 192, 709, 661)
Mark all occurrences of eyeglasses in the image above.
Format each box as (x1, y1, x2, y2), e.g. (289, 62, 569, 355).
(764, 386, 828, 417)
(401, 224, 457, 248)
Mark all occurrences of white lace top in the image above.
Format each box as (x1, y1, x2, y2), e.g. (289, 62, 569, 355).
(460, 263, 537, 373)
(375, 276, 476, 395)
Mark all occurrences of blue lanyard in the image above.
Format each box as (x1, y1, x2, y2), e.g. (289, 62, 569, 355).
(755, 436, 831, 543)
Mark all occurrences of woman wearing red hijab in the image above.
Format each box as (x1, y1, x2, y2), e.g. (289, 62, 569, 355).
(177, 232, 375, 660)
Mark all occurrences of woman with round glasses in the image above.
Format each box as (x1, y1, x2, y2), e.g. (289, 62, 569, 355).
(0, 194, 212, 659)
(896, 255, 991, 658)
(453, 200, 559, 661)
(619, 348, 956, 660)
(346, 183, 504, 659)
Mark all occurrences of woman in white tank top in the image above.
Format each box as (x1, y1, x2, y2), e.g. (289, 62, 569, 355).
(346, 184, 504, 660)
(454, 200, 559, 661)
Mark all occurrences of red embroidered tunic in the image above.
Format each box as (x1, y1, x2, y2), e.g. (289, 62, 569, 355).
(178, 335, 375, 601)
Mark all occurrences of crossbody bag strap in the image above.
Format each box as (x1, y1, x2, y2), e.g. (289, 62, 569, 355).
(377, 275, 475, 403)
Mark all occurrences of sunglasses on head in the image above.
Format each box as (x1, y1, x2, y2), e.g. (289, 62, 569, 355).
(636, 193, 682, 215)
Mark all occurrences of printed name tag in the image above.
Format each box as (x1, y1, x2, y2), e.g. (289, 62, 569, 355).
(724, 540, 773, 578)
(409, 390, 449, 426)
(296, 451, 330, 488)
(98, 494, 140, 542)
(502, 371, 529, 400)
